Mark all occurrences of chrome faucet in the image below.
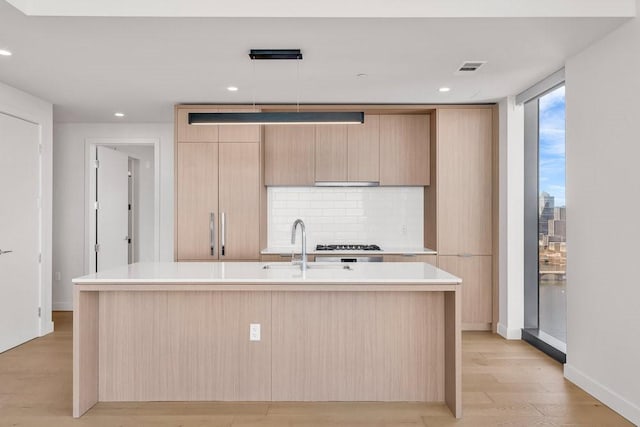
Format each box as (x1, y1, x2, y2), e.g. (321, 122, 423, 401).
(291, 219, 307, 270)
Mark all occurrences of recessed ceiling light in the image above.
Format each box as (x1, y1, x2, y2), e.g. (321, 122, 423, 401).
(439, 87, 451, 93)
(356, 73, 368, 78)
(114, 112, 125, 117)
(227, 86, 239, 92)
(0, 49, 12, 56)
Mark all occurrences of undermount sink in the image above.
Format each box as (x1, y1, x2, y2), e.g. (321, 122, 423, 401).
(262, 263, 352, 271)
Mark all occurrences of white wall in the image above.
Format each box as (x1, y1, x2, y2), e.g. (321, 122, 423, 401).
(0, 81, 54, 335)
(268, 187, 424, 250)
(497, 96, 525, 340)
(564, 4, 640, 423)
(53, 123, 173, 310)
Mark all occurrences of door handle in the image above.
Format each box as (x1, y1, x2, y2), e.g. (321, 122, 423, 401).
(0, 249, 13, 255)
(209, 212, 215, 256)
(457, 253, 473, 258)
(220, 212, 226, 256)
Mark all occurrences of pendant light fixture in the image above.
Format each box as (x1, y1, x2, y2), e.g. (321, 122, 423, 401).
(188, 49, 364, 126)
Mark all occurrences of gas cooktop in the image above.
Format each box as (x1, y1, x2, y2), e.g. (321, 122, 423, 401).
(315, 244, 382, 251)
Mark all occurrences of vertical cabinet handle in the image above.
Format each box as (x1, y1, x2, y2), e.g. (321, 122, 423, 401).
(214, 212, 216, 256)
(221, 212, 226, 256)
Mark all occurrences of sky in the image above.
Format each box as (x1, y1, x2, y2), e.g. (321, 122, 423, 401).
(539, 85, 566, 207)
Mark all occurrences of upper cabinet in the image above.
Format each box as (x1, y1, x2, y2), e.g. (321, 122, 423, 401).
(436, 108, 493, 256)
(176, 107, 261, 143)
(379, 115, 430, 186)
(264, 125, 316, 185)
(315, 124, 348, 182)
(348, 114, 380, 183)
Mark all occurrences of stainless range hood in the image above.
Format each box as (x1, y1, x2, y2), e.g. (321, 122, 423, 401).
(314, 181, 379, 187)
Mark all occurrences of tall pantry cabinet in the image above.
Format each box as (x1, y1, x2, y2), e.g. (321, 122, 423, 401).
(175, 107, 261, 261)
(430, 108, 494, 330)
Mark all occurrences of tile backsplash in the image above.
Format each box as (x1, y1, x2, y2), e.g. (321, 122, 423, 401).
(268, 187, 424, 249)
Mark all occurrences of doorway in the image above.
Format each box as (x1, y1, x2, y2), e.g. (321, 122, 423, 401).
(0, 112, 41, 353)
(85, 139, 159, 273)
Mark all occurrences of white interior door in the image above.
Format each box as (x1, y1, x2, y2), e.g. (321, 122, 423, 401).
(0, 113, 40, 353)
(96, 146, 129, 272)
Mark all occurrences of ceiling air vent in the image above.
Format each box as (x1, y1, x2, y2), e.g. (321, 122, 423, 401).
(456, 61, 487, 74)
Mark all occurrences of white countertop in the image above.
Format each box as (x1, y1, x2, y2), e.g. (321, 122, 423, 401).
(73, 262, 461, 285)
(261, 247, 437, 256)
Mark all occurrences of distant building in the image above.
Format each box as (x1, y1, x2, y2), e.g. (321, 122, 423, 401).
(539, 192, 555, 236)
(554, 207, 566, 221)
(548, 219, 566, 240)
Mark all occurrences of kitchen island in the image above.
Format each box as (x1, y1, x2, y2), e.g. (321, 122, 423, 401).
(73, 262, 462, 418)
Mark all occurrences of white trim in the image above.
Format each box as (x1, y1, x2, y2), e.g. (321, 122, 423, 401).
(497, 322, 522, 340)
(516, 68, 565, 104)
(565, 364, 640, 426)
(84, 138, 161, 274)
(52, 302, 72, 311)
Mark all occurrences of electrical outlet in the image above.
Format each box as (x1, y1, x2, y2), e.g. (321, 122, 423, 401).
(401, 224, 408, 234)
(55, 272, 61, 281)
(249, 323, 261, 341)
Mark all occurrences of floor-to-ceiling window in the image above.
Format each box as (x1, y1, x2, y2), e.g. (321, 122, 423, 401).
(521, 71, 566, 362)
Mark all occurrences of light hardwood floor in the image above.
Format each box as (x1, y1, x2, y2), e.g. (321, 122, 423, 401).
(0, 312, 632, 427)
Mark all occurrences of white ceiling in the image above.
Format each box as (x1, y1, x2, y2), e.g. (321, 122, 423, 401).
(0, 0, 630, 123)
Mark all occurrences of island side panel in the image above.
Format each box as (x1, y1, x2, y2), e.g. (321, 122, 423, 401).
(444, 288, 462, 418)
(73, 288, 99, 418)
(98, 291, 271, 401)
(272, 291, 445, 401)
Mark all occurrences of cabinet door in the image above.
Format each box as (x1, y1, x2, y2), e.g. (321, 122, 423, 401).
(348, 114, 380, 182)
(218, 108, 261, 143)
(438, 255, 492, 329)
(315, 125, 347, 182)
(383, 254, 436, 265)
(176, 108, 219, 143)
(437, 109, 493, 255)
(219, 143, 261, 260)
(379, 115, 430, 185)
(264, 125, 315, 185)
(176, 143, 218, 260)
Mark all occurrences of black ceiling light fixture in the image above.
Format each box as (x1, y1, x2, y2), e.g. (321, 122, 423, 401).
(188, 49, 365, 126)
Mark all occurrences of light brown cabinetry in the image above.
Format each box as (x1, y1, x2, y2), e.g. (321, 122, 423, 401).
(431, 107, 494, 330)
(176, 142, 260, 261)
(264, 125, 315, 185)
(379, 114, 430, 185)
(437, 255, 492, 329)
(176, 143, 218, 260)
(348, 114, 380, 182)
(437, 109, 493, 255)
(314, 115, 381, 183)
(383, 254, 436, 265)
(315, 125, 348, 182)
(218, 143, 261, 260)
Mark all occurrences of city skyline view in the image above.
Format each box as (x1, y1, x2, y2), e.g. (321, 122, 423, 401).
(539, 86, 566, 207)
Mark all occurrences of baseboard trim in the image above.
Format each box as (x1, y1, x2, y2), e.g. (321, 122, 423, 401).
(53, 302, 72, 311)
(565, 364, 640, 426)
(497, 322, 522, 340)
(462, 322, 492, 331)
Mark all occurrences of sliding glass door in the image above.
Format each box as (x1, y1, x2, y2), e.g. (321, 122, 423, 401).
(523, 83, 567, 361)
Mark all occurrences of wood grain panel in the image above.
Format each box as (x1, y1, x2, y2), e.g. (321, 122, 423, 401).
(219, 143, 261, 260)
(218, 108, 261, 143)
(264, 125, 315, 185)
(348, 114, 380, 182)
(176, 143, 218, 260)
(315, 124, 348, 182)
(379, 114, 430, 186)
(444, 288, 462, 418)
(438, 255, 492, 327)
(73, 290, 98, 417)
(176, 108, 219, 143)
(437, 108, 493, 255)
(98, 291, 271, 402)
(272, 291, 444, 401)
(382, 254, 437, 265)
